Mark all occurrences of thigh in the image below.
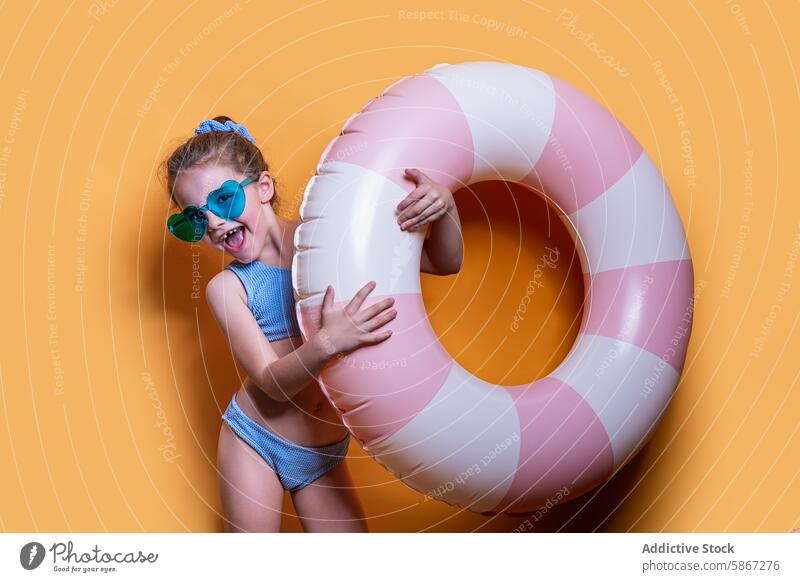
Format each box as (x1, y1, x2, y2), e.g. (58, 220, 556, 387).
(217, 422, 285, 532)
(290, 460, 368, 532)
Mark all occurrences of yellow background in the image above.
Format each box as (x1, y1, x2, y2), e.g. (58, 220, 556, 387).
(0, 0, 797, 532)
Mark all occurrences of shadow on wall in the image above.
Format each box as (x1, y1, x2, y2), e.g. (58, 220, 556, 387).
(144, 202, 244, 513)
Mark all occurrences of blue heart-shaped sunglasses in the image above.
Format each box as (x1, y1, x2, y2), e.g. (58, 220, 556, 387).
(167, 176, 255, 242)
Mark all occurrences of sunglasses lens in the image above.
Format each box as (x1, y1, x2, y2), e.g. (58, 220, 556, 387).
(208, 180, 246, 219)
(167, 208, 206, 242)
(167, 178, 251, 243)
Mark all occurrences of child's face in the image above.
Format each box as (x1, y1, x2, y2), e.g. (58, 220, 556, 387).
(171, 164, 275, 262)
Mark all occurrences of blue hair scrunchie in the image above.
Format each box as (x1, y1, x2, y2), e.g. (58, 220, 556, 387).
(194, 119, 256, 144)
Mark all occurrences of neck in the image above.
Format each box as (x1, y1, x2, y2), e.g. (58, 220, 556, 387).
(256, 210, 293, 266)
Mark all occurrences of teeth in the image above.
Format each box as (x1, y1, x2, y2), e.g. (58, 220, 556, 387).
(222, 226, 242, 242)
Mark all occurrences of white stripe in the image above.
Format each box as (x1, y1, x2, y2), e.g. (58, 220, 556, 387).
(292, 161, 425, 310)
(567, 152, 691, 274)
(549, 333, 679, 468)
(425, 62, 556, 183)
(367, 362, 520, 513)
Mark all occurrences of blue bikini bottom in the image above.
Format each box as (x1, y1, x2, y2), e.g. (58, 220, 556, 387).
(221, 392, 350, 492)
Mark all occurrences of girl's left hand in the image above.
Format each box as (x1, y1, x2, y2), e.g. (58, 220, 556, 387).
(395, 168, 454, 231)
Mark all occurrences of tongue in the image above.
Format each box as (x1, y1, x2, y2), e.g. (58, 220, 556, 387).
(227, 228, 244, 250)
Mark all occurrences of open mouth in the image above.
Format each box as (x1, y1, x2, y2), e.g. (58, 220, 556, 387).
(221, 226, 245, 253)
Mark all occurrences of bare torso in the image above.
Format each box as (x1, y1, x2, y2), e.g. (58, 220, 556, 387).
(232, 217, 347, 448)
(234, 334, 347, 448)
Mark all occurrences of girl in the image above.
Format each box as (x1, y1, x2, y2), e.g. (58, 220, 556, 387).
(160, 116, 463, 533)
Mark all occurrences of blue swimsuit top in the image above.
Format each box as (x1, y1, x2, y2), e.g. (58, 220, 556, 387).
(224, 259, 302, 342)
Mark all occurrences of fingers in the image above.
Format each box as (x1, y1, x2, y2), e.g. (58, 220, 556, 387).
(360, 304, 397, 332)
(399, 191, 445, 230)
(396, 183, 430, 214)
(345, 280, 376, 315)
(403, 167, 433, 185)
(360, 329, 393, 345)
(321, 284, 334, 313)
(355, 296, 395, 322)
(397, 190, 436, 227)
(402, 203, 446, 231)
(397, 167, 437, 216)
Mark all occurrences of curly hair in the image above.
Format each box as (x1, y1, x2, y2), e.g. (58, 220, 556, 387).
(158, 115, 278, 208)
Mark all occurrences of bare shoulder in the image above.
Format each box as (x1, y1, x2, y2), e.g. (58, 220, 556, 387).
(206, 268, 246, 306)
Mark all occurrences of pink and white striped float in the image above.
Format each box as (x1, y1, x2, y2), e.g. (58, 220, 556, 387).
(292, 61, 693, 515)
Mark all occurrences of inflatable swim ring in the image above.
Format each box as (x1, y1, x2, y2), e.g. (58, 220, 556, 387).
(293, 61, 693, 515)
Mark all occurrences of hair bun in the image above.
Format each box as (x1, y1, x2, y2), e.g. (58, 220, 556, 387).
(194, 118, 256, 144)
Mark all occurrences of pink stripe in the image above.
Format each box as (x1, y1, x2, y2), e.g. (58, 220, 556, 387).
(584, 259, 694, 373)
(320, 75, 474, 194)
(522, 77, 642, 215)
(299, 293, 452, 447)
(489, 378, 614, 515)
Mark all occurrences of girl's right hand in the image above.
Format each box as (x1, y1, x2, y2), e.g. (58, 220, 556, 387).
(316, 281, 396, 357)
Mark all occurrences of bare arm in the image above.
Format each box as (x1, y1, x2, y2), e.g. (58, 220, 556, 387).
(205, 271, 333, 402)
(205, 271, 396, 403)
(397, 168, 464, 276)
(420, 203, 463, 275)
